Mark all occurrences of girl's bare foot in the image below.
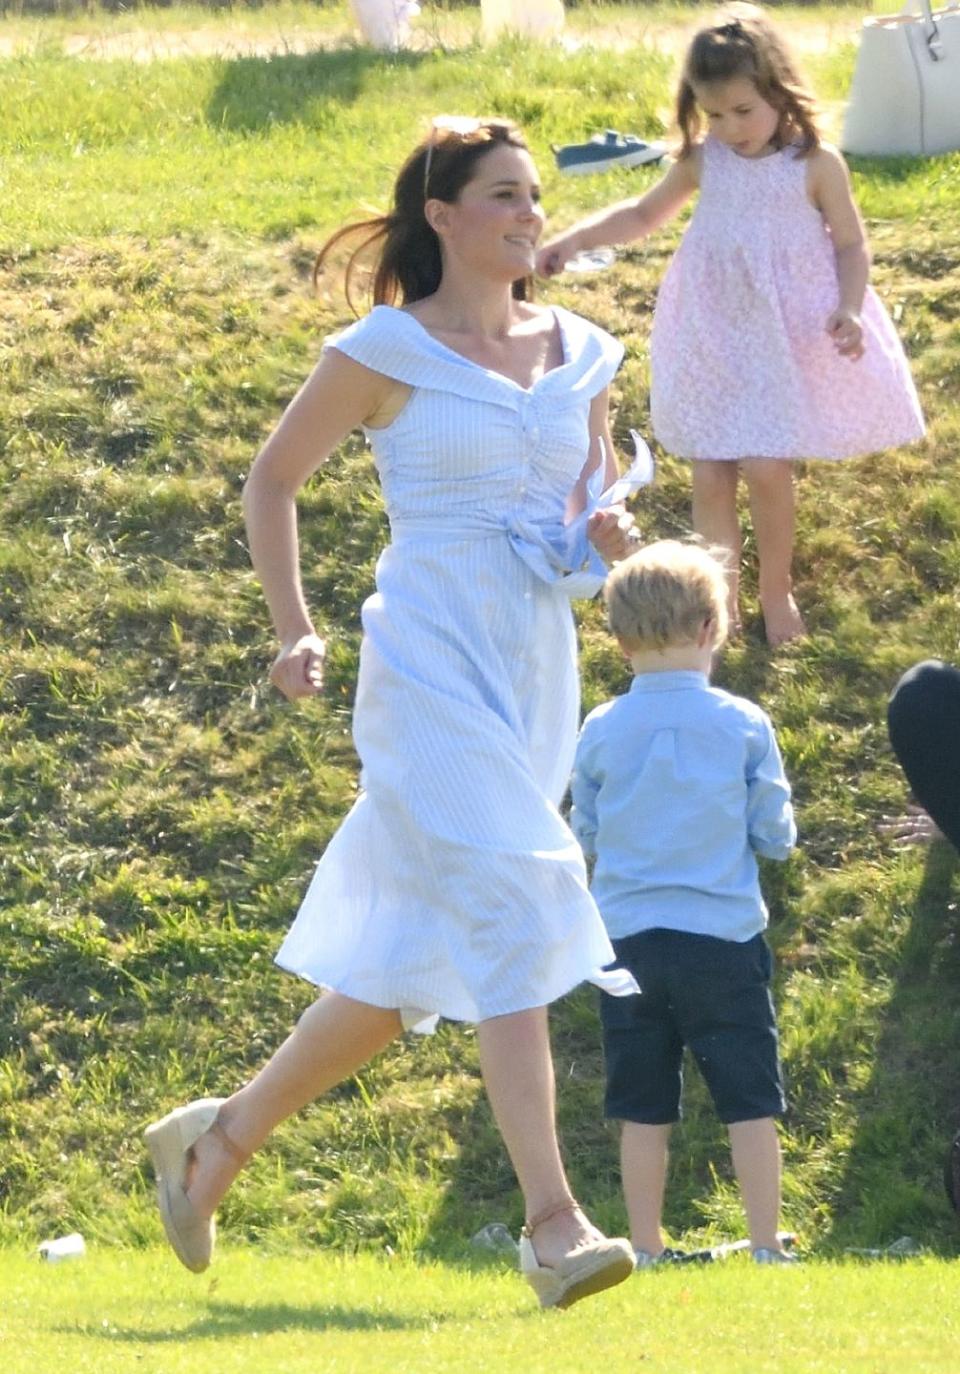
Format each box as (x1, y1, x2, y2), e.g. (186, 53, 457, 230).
(761, 592, 806, 646)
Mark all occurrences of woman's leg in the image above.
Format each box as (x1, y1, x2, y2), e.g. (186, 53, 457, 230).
(621, 1122, 672, 1255)
(477, 1007, 610, 1267)
(741, 459, 806, 646)
(691, 459, 742, 632)
(185, 992, 403, 1217)
(888, 660, 960, 850)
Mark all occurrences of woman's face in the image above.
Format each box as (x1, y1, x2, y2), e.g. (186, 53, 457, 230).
(431, 143, 546, 281)
(694, 76, 781, 157)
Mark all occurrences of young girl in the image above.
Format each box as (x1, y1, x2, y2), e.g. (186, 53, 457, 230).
(538, 2, 925, 645)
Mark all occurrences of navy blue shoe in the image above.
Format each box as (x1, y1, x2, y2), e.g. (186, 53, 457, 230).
(553, 129, 668, 175)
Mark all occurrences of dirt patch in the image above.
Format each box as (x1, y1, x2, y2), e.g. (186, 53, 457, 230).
(0, 26, 346, 60)
(0, 13, 858, 63)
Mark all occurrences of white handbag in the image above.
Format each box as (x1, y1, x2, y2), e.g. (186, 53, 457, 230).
(481, 0, 565, 42)
(349, 0, 420, 51)
(841, 0, 960, 156)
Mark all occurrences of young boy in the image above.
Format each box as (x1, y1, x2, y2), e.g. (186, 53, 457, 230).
(571, 540, 797, 1265)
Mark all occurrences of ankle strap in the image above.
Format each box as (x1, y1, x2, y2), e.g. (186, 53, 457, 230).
(210, 1116, 249, 1168)
(521, 1196, 579, 1238)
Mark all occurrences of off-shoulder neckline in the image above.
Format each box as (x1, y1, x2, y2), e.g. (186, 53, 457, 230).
(371, 303, 574, 395)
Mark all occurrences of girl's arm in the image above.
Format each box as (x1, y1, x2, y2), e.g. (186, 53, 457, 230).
(242, 347, 399, 700)
(537, 153, 700, 278)
(808, 145, 871, 360)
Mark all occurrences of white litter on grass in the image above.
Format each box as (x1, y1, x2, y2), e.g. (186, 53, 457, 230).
(470, 1222, 520, 1256)
(563, 248, 618, 273)
(38, 1232, 87, 1263)
(845, 1235, 922, 1259)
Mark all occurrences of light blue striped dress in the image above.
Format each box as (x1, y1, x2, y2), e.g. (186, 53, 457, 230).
(276, 304, 639, 1026)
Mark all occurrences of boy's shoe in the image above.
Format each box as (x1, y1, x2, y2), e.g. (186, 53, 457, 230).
(752, 1247, 799, 1265)
(553, 130, 669, 175)
(634, 1246, 688, 1269)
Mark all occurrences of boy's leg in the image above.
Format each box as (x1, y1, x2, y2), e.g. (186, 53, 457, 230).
(676, 932, 787, 1251)
(601, 932, 682, 1256)
(621, 1122, 672, 1255)
(727, 1117, 784, 1253)
(741, 458, 806, 646)
(691, 459, 741, 633)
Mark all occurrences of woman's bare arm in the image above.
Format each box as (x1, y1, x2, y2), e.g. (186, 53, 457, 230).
(242, 347, 398, 697)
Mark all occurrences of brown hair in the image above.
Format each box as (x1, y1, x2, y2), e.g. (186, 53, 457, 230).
(314, 118, 533, 314)
(676, 2, 821, 159)
(604, 540, 730, 651)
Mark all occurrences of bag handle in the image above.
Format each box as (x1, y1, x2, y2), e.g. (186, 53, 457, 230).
(902, 0, 946, 62)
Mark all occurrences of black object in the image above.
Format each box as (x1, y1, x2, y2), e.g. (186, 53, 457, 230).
(888, 660, 960, 851)
(944, 1131, 960, 1214)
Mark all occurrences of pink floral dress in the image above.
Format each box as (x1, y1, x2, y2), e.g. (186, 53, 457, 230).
(650, 136, 925, 461)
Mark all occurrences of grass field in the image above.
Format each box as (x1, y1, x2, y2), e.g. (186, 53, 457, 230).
(3, 1248, 959, 1374)
(2, 0, 960, 1285)
(1, 2, 925, 245)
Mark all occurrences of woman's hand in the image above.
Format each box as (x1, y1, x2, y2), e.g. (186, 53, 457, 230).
(588, 505, 639, 566)
(269, 632, 327, 701)
(826, 307, 864, 360)
(878, 803, 944, 849)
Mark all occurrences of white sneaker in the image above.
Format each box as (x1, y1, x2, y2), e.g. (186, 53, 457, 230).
(752, 1247, 799, 1265)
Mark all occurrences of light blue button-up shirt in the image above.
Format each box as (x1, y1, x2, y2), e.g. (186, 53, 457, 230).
(570, 671, 796, 943)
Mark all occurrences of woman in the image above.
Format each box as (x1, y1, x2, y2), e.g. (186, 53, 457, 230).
(146, 117, 645, 1309)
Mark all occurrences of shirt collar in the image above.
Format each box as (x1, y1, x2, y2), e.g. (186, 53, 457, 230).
(629, 670, 710, 694)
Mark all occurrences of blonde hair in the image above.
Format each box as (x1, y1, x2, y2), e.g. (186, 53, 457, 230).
(604, 540, 730, 651)
(676, 2, 821, 160)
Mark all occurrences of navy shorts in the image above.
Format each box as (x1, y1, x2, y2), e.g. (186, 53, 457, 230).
(600, 928, 785, 1125)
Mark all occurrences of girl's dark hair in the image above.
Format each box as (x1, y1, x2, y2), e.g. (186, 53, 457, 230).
(314, 118, 533, 313)
(676, 3, 821, 159)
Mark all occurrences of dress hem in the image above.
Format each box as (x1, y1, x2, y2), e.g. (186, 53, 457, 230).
(661, 431, 924, 463)
(274, 953, 637, 1026)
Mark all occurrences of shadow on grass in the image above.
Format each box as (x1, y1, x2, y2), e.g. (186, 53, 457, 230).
(206, 48, 429, 133)
(63, 1300, 439, 1343)
(826, 840, 960, 1252)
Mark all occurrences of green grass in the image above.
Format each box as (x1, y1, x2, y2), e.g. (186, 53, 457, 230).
(0, 1, 937, 248)
(2, 0, 960, 1271)
(2, 1249, 959, 1374)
